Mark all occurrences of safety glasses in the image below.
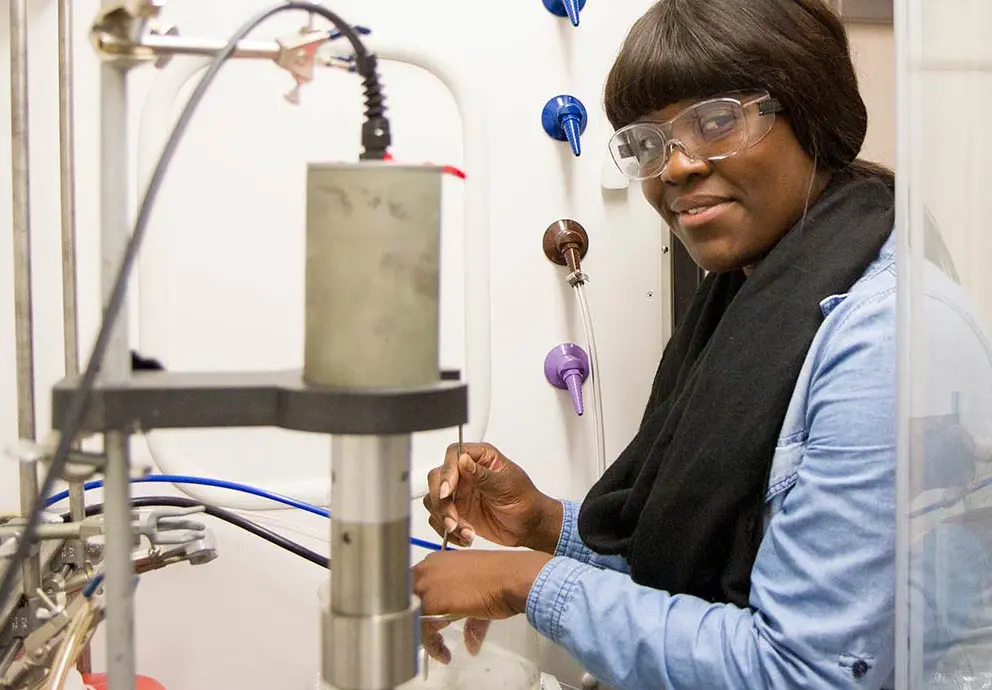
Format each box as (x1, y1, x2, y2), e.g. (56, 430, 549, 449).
(608, 91, 783, 181)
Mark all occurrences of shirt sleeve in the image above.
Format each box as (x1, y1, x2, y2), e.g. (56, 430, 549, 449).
(527, 289, 897, 690)
(553, 500, 629, 574)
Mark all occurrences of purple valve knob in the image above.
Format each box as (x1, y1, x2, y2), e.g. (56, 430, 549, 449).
(544, 343, 590, 416)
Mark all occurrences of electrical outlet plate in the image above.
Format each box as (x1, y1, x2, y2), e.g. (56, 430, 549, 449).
(832, 0, 893, 24)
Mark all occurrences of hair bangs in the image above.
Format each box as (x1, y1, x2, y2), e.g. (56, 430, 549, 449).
(605, 3, 767, 130)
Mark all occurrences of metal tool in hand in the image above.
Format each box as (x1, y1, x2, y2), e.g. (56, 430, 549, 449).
(441, 426, 463, 551)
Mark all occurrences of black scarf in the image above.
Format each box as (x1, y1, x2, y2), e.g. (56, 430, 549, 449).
(577, 169, 895, 607)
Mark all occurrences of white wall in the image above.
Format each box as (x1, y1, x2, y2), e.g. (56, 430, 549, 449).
(1, 2, 668, 688)
(848, 23, 896, 169)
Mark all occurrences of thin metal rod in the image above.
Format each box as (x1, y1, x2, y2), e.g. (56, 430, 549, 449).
(100, 33, 352, 71)
(100, 59, 136, 690)
(141, 33, 284, 59)
(9, 0, 41, 598)
(58, 5, 91, 675)
(104, 433, 134, 688)
(58, 0, 81, 387)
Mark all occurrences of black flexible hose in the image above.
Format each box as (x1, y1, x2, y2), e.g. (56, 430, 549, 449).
(0, 1, 380, 616)
(65, 496, 328, 568)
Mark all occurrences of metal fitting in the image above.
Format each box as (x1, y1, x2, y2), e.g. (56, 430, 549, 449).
(276, 29, 330, 104)
(90, 1, 167, 66)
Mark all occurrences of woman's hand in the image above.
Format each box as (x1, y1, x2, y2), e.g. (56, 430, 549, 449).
(423, 442, 563, 551)
(413, 550, 552, 663)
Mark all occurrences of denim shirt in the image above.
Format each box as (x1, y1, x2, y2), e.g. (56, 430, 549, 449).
(526, 232, 906, 689)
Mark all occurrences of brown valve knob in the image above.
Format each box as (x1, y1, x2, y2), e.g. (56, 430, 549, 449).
(543, 219, 590, 274)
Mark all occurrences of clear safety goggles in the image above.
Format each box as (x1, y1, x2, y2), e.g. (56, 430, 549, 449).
(608, 91, 784, 181)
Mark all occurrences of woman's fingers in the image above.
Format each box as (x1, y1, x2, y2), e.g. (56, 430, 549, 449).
(463, 618, 491, 656)
(421, 626, 451, 665)
(427, 515, 471, 547)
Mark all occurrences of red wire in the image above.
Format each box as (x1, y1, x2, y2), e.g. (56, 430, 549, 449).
(382, 153, 466, 180)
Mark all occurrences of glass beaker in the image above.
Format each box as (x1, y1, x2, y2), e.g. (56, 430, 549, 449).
(316, 581, 542, 690)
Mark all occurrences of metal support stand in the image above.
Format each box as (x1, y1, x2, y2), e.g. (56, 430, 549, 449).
(47, 155, 464, 690)
(37, 7, 473, 688)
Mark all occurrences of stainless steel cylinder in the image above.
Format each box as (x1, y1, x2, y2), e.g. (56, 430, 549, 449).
(324, 435, 416, 690)
(304, 163, 443, 389)
(322, 606, 419, 690)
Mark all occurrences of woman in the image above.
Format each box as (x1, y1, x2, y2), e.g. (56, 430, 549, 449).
(415, 0, 900, 687)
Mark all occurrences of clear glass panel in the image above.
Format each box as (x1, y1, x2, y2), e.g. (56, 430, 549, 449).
(899, 0, 992, 686)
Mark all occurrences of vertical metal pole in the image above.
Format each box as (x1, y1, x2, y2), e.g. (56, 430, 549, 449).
(100, 57, 136, 690)
(59, 0, 91, 673)
(9, 0, 42, 598)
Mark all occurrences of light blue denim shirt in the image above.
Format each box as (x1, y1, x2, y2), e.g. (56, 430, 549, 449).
(525, 231, 962, 689)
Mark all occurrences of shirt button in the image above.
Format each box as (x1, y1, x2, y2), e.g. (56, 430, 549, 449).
(852, 659, 869, 678)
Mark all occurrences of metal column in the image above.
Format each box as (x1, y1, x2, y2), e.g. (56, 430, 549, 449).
(326, 436, 417, 689)
(9, 0, 41, 598)
(100, 59, 136, 690)
(58, 0, 85, 531)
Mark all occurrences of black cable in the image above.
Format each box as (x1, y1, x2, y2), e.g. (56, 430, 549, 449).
(0, 2, 382, 615)
(63, 496, 328, 568)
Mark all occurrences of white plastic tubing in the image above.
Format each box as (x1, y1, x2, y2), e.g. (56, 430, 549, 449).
(135, 32, 492, 510)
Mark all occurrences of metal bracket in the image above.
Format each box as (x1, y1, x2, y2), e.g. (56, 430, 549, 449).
(277, 28, 329, 104)
(135, 506, 207, 547)
(52, 369, 468, 435)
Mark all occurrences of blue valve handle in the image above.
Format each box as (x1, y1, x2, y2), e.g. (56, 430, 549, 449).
(542, 0, 587, 26)
(327, 25, 371, 41)
(542, 95, 588, 157)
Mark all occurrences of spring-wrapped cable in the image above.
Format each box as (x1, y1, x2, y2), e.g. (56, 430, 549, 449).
(357, 53, 390, 160)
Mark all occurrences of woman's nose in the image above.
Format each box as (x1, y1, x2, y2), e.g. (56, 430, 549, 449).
(660, 144, 710, 185)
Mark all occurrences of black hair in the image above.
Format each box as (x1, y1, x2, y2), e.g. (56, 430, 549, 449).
(604, 0, 892, 180)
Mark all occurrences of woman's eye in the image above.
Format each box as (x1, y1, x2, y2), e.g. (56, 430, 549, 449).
(700, 115, 736, 137)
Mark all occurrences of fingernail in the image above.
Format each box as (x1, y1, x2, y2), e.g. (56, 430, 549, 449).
(465, 459, 478, 474)
(461, 527, 475, 543)
(444, 517, 458, 533)
(439, 481, 451, 500)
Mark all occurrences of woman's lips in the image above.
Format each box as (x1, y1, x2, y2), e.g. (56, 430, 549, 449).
(677, 200, 734, 229)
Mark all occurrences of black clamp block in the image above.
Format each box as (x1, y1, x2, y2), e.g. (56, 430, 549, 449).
(51, 369, 468, 435)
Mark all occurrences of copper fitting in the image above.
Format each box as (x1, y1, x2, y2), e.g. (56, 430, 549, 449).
(543, 219, 589, 274)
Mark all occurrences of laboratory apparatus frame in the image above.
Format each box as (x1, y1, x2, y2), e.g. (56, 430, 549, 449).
(2, 2, 473, 689)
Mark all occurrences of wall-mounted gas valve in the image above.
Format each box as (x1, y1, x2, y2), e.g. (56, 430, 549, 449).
(542, 95, 588, 157)
(542, 0, 587, 26)
(545, 343, 590, 416)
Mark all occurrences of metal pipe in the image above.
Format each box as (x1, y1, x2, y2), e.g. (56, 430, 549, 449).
(59, 0, 91, 668)
(100, 52, 136, 690)
(324, 436, 417, 690)
(58, 17, 90, 673)
(141, 33, 284, 60)
(58, 0, 81, 384)
(9, 0, 42, 598)
(98, 32, 302, 62)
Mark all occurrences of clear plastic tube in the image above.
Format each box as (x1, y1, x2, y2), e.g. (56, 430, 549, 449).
(575, 284, 607, 479)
